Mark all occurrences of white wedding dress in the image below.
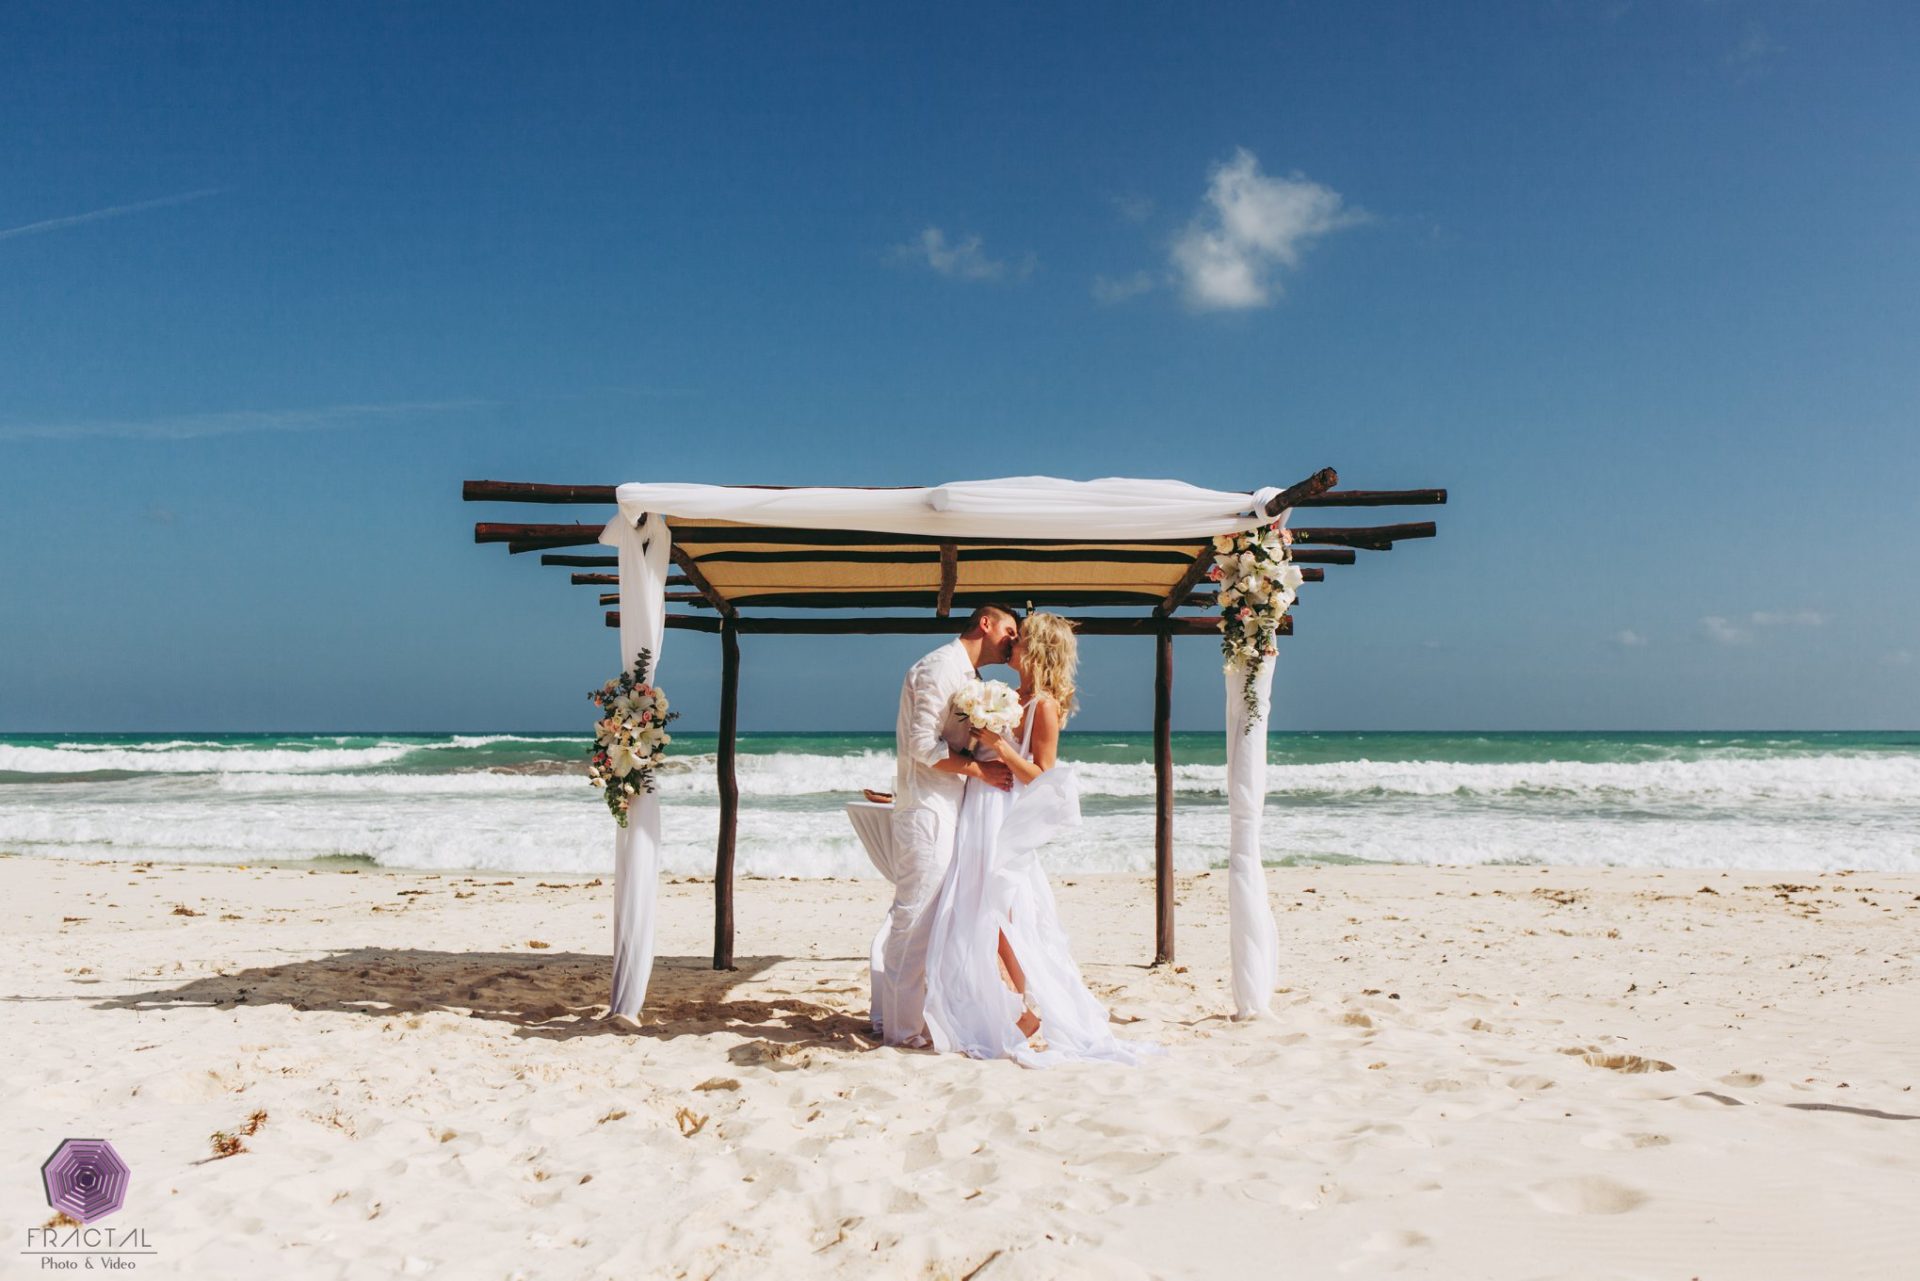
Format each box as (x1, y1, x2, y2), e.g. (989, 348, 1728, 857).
(921, 702, 1159, 1067)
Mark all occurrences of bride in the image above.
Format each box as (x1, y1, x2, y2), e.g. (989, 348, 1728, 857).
(920, 612, 1157, 1067)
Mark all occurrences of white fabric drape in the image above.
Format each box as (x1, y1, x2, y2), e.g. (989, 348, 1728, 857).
(600, 513, 672, 1020)
(1224, 657, 1280, 1018)
(613, 476, 1282, 540)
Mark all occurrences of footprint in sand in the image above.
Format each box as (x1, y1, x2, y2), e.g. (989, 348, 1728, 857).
(1719, 1071, 1765, 1087)
(1337, 1229, 1432, 1274)
(1570, 1049, 1676, 1074)
(1528, 1176, 1648, 1215)
(1581, 1130, 1672, 1151)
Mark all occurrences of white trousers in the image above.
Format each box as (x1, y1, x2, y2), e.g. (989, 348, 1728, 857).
(872, 803, 957, 1043)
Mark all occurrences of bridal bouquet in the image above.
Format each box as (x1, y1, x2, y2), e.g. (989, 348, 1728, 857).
(588, 648, 678, 826)
(953, 678, 1024, 737)
(1210, 520, 1305, 728)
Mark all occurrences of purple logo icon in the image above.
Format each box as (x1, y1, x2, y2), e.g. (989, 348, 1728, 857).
(41, 1139, 130, 1223)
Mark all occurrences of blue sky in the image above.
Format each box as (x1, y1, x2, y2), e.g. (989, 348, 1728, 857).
(2, 1, 1915, 732)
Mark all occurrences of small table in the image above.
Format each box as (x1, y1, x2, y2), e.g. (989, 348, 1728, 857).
(844, 799, 897, 882)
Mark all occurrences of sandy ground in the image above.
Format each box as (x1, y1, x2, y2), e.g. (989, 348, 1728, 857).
(3, 853, 1917, 1279)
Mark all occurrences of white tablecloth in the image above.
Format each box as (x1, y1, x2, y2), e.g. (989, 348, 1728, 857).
(845, 800, 898, 882)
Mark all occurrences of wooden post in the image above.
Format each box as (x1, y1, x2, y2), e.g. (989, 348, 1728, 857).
(714, 619, 741, 970)
(1153, 622, 1175, 965)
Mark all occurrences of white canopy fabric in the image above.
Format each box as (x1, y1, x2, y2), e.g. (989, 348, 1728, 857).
(615, 476, 1283, 540)
(601, 477, 1289, 1021)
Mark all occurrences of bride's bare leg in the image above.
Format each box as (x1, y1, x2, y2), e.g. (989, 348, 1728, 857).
(998, 930, 1041, 1038)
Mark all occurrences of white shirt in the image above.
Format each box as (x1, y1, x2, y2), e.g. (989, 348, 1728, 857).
(893, 638, 977, 818)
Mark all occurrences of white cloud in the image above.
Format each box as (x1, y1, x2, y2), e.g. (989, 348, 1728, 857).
(0, 188, 225, 243)
(1612, 629, 1648, 648)
(0, 398, 488, 442)
(1701, 615, 1753, 646)
(1169, 148, 1361, 310)
(892, 227, 1032, 283)
(1091, 270, 1157, 304)
(1701, 609, 1828, 646)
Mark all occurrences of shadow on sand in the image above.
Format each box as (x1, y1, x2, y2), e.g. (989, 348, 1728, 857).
(87, 948, 881, 1048)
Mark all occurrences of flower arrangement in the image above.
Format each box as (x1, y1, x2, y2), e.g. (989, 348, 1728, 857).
(1209, 520, 1305, 728)
(588, 648, 678, 826)
(952, 678, 1024, 737)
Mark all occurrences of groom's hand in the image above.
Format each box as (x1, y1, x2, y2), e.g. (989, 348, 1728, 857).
(975, 760, 1014, 791)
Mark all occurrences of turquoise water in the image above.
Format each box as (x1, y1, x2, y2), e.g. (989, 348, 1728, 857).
(2, 731, 1916, 875)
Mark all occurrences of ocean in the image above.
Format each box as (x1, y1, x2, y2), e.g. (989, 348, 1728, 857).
(1, 731, 1916, 877)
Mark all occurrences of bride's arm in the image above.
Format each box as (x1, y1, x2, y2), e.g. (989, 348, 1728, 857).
(1027, 698, 1061, 774)
(982, 698, 1060, 786)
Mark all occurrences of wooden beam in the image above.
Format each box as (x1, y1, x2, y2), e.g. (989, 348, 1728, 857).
(685, 547, 1203, 566)
(465, 479, 1449, 509)
(714, 619, 741, 972)
(616, 613, 1294, 637)
(573, 573, 691, 587)
(465, 480, 921, 502)
(491, 521, 1404, 555)
(709, 589, 1206, 611)
(1264, 467, 1340, 517)
(935, 542, 958, 617)
(599, 570, 1321, 610)
(1153, 623, 1175, 966)
(600, 592, 711, 607)
(1158, 551, 1219, 616)
(1289, 521, 1437, 551)
(541, 554, 618, 568)
(668, 526, 1211, 549)
(464, 480, 616, 504)
(669, 546, 737, 620)
(477, 523, 605, 553)
(1294, 488, 1447, 508)
(1288, 549, 1357, 565)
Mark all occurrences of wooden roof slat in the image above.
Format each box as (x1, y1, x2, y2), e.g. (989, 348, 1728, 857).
(682, 547, 1204, 566)
(628, 613, 1296, 637)
(582, 566, 1322, 593)
(669, 546, 737, 620)
(1262, 466, 1340, 516)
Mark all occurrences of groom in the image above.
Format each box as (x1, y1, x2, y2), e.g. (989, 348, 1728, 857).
(872, 602, 1021, 1044)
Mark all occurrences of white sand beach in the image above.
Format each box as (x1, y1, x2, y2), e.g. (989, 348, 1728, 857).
(5, 855, 1917, 1278)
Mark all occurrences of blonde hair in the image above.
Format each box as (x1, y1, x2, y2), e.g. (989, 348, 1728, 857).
(1019, 612, 1078, 721)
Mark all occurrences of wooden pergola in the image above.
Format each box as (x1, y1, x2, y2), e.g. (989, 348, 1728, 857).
(464, 468, 1444, 971)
